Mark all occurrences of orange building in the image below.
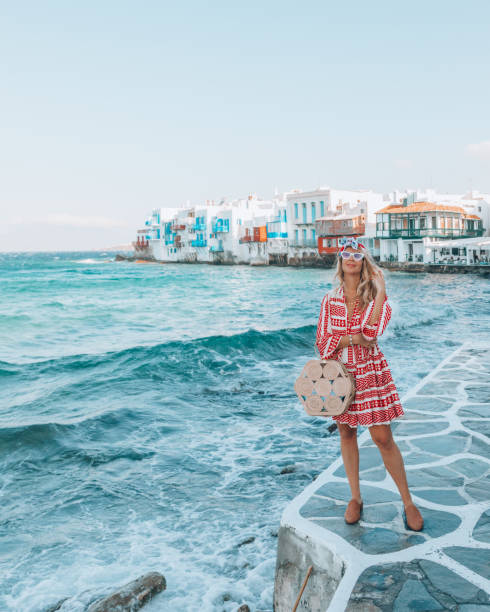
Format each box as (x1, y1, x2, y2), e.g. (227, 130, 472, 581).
(316, 215, 366, 254)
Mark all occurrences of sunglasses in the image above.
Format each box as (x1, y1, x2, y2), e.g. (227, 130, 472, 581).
(340, 251, 365, 261)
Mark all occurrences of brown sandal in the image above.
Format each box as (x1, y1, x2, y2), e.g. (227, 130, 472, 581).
(344, 499, 363, 524)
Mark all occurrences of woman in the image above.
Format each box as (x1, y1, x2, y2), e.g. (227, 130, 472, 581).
(315, 236, 424, 531)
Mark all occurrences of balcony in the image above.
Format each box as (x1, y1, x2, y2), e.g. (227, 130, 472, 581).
(377, 228, 484, 239)
(191, 239, 207, 248)
(267, 231, 288, 238)
(171, 224, 186, 231)
(193, 222, 206, 231)
(210, 245, 224, 252)
(239, 235, 253, 243)
(290, 239, 318, 248)
(132, 239, 149, 250)
(212, 222, 229, 233)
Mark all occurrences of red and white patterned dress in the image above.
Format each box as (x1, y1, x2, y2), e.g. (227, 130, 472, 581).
(315, 285, 404, 428)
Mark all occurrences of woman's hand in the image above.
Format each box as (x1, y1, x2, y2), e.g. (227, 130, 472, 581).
(352, 334, 377, 348)
(372, 269, 386, 297)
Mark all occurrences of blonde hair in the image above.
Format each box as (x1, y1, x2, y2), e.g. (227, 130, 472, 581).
(333, 244, 384, 312)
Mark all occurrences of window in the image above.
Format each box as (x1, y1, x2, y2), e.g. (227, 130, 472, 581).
(302, 203, 307, 223)
(295, 229, 299, 242)
(320, 201, 324, 216)
(431, 216, 437, 229)
(302, 228, 307, 242)
(294, 203, 298, 218)
(311, 204, 316, 222)
(311, 229, 315, 241)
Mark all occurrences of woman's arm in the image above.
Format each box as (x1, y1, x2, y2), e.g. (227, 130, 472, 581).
(367, 288, 387, 326)
(361, 271, 392, 340)
(315, 294, 343, 358)
(362, 297, 391, 340)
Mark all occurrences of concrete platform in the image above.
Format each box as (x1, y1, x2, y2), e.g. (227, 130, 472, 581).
(274, 342, 490, 611)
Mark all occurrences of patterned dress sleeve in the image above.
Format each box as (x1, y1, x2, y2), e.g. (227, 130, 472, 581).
(361, 295, 392, 340)
(315, 294, 342, 359)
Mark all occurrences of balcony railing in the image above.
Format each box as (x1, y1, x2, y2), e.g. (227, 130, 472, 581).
(377, 228, 484, 239)
(171, 224, 186, 231)
(267, 232, 288, 238)
(209, 245, 224, 252)
(193, 222, 206, 231)
(212, 223, 229, 233)
(191, 239, 207, 248)
(289, 239, 318, 248)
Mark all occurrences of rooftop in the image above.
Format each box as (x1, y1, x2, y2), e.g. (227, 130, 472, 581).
(377, 201, 480, 218)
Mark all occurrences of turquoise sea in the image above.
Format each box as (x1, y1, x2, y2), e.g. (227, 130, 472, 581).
(1, 251, 489, 612)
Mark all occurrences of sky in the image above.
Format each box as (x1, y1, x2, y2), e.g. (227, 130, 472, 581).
(0, 0, 489, 251)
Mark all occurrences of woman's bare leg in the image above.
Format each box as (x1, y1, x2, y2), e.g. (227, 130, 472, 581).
(368, 424, 412, 504)
(338, 423, 362, 503)
(369, 424, 423, 529)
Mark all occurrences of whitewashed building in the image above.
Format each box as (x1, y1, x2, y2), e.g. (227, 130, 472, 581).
(142, 194, 286, 265)
(387, 189, 490, 238)
(376, 200, 485, 263)
(285, 187, 384, 262)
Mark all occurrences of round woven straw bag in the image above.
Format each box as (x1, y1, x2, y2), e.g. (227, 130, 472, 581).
(294, 345, 356, 417)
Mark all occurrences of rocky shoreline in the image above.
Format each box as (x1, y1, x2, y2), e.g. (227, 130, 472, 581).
(115, 253, 490, 276)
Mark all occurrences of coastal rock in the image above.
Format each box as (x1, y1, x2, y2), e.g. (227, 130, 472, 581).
(86, 572, 166, 612)
(237, 536, 255, 547)
(45, 598, 69, 612)
(115, 254, 156, 263)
